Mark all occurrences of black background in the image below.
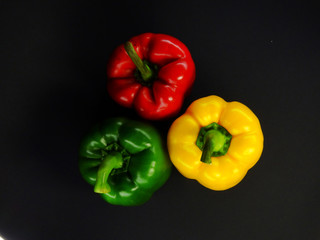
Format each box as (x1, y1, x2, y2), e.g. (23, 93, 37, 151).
(1, 1, 320, 239)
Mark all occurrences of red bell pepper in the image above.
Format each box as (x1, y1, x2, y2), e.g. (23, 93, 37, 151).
(107, 33, 196, 120)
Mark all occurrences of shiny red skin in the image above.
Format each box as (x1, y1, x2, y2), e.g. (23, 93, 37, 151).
(107, 33, 196, 120)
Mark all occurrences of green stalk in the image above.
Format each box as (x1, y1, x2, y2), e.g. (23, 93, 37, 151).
(200, 130, 228, 164)
(94, 152, 123, 194)
(124, 41, 153, 81)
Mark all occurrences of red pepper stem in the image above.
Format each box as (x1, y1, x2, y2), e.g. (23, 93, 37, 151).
(124, 41, 153, 81)
(94, 152, 123, 194)
(200, 130, 226, 164)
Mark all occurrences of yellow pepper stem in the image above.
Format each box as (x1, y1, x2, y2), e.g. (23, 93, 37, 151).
(196, 122, 232, 164)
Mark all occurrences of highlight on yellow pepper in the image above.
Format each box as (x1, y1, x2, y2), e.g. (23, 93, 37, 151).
(167, 95, 264, 191)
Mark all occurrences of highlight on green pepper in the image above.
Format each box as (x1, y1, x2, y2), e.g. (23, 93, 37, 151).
(79, 118, 172, 206)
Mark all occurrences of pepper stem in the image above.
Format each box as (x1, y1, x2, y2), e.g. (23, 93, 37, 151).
(200, 130, 229, 164)
(124, 41, 153, 81)
(94, 152, 123, 194)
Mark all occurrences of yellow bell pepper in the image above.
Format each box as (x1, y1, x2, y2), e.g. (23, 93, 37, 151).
(167, 95, 264, 190)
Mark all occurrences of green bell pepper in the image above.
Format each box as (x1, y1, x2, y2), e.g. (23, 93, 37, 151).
(79, 118, 171, 206)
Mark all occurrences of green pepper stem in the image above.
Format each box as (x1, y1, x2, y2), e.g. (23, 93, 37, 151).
(124, 41, 153, 81)
(200, 130, 226, 164)
(94, 152, 123, 194)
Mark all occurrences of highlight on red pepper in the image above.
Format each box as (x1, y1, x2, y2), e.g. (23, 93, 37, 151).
(79, 118, 172, 206)
(107, 33, 196, 120)
(167, 95, 264, 191)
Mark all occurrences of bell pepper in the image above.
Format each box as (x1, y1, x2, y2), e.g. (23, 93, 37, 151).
(79, 118, 171, 206)
(167, 95, 264, 191)
(107, 33, 196, 120)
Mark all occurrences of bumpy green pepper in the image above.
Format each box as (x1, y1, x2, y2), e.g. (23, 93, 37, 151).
(79, 118, 171, 206)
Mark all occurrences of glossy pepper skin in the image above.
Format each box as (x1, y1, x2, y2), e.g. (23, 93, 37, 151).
(167, 95, 264, 191)
(107, 33, 196, 120)
(79, 118, 171, 206)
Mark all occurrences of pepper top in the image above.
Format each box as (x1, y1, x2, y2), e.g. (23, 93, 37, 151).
(79, 118, 172, 206)
(107, 33, 196, 120)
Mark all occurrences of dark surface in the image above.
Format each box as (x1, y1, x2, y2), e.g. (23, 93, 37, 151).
(1, 1, 320, 239)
